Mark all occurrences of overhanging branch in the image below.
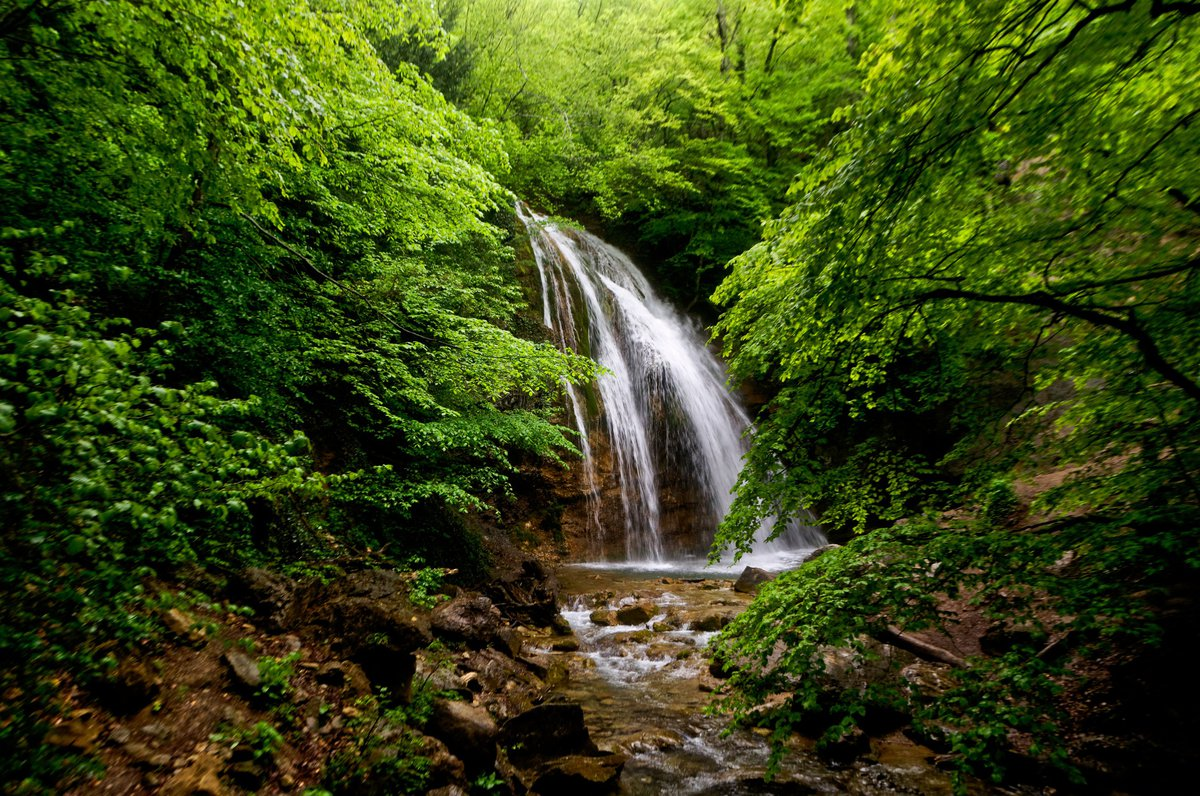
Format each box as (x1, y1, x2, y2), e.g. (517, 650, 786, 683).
(917, 287, 1200, 403)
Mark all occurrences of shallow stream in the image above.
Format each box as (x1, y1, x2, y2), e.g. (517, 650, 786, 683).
(539, 562, 973, 795)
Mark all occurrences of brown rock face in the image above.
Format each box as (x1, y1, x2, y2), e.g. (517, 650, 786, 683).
(290, 570, 433, 699)
(532, 419, 720, 560)
(427, 699, 498, 772)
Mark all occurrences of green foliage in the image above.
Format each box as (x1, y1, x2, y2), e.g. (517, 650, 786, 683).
(324, 694, 434, 795)
(0, 0, 594, 789)
(710, 1, 1200, 784)
(447, 0, 872, 308)
(211, 720, 285, 764)
(711, 508, 1200, 784)
(714, 0, 1200, 551)
(255, 652, 301, 707)
(472, 771, 506, 793)
(405, 561, 449, 610)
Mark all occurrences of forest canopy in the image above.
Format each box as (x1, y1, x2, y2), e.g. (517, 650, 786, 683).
(2, 0, 1199, 791)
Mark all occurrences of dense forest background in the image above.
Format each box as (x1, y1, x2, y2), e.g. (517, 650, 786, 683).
(3, 0, 1199, 792)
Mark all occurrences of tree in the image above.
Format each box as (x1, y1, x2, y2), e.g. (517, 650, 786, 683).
(445, 0, 872, 309)
(0, 1, 592, 787)
(710, 0, 1200, 784)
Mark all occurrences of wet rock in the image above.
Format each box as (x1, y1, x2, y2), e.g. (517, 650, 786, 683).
(552, 636, 581, 652)
(226, 567, 298, 631)
(733, 566, 775, 595)
(550, 613, 574, 636)
(618, 729, 683, 753)
(425, 786, 468, 796)
(222, 650, 261, 691)
(432, 592, 505, 649)
(494, 626, 523, 657)
(645, 643, 682, 660)
(427, 698, 498, 771)
(589, 608, 617, 627)
(545, 658, 570, 687)
(615, 602, 654, 625)
(497, 702, 596, 766)
(685, 610, 736, 632)
(293, 569, 432, 698)
(529, 752, 626, 794)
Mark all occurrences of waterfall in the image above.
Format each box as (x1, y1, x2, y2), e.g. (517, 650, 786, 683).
(518, 204, 824, 563)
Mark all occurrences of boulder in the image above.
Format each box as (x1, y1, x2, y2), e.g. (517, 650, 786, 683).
(461, 648, 547, 721)
(483, 554, 559, 627)
(427, 699, 498, 771)
(551, 636, 580, 652)
(529, 752, 626, 795)
(432, 593, 503, 644)
(417, 733, 468, 792)
(292, 570, 432, 698)
(615, 601, 654, 625)
(222, 650, 261, 691)
(226, 567, 298, 631)
(497, 702, 596, 766)
(733, 566, 775, 595)
(685, 610, 736, 632)
(589, 609, 617, 627)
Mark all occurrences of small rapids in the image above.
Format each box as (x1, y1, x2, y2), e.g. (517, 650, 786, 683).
(541, 566, 966, 795)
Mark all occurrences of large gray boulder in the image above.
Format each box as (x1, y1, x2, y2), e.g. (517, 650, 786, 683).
(732, 566, 775, 594)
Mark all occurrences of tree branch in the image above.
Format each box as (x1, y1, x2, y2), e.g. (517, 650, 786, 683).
(877, 625, 969, 668)
(917, 287, 1200, 403)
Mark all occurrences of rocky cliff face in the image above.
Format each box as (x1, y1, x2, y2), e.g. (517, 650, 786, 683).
(527, 416, 718, 561)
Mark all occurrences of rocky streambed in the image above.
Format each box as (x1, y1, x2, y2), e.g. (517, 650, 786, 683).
(533, 565, 970, 795)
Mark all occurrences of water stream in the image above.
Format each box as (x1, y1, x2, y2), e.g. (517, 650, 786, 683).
(535, 567, 964, 796)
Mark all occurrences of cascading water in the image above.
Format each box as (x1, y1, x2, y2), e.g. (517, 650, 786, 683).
(517, 204, 824, 564)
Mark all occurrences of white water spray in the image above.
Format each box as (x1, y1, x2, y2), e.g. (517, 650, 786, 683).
(518, 204, 823, 563)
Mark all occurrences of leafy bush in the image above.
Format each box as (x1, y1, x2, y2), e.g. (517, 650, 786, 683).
(710, 506, 1200, 786)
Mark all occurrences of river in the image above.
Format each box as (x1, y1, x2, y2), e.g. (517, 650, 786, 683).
(525, 563, 975, 795)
